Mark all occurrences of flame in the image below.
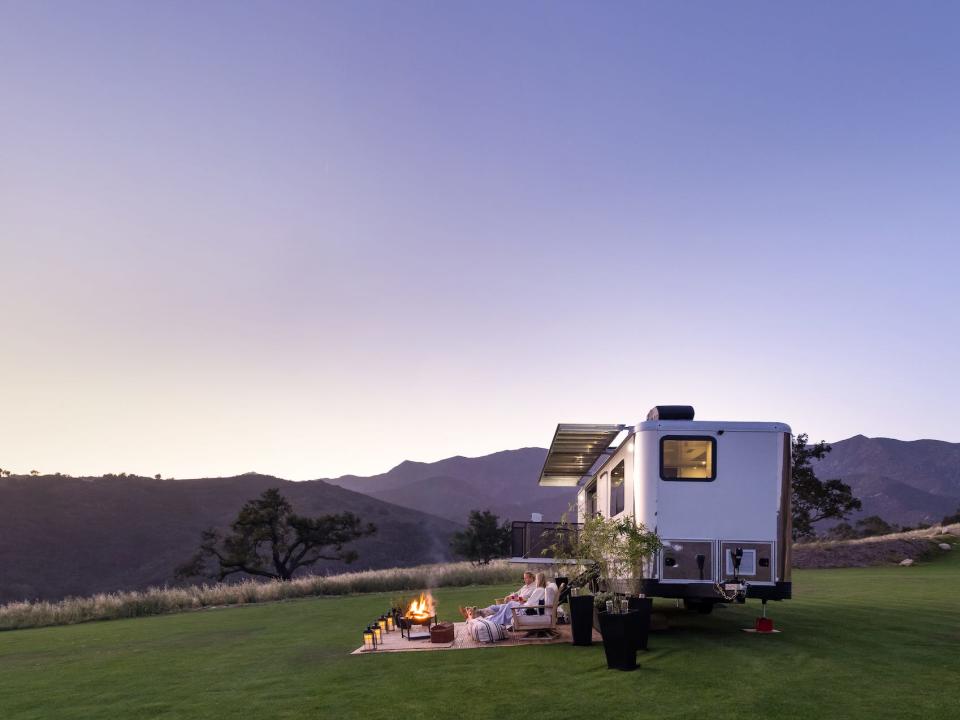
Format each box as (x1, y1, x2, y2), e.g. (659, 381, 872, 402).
(404, 591, 435, 622)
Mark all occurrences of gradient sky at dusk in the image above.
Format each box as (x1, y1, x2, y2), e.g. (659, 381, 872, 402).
(2, 1, 958, 480)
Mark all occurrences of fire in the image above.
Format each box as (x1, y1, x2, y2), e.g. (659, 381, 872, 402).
(404, 591, 436, 622)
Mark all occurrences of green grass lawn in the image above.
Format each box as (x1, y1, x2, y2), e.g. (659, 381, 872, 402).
(2, 548, 959, 720)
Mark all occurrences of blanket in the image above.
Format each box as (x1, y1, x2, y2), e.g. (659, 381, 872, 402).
(467, 617, 507, 643)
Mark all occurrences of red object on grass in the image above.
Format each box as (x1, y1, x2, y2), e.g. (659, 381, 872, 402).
(755, 617, 775, 632)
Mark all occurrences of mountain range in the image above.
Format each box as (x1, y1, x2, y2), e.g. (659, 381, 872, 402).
(2, 433, 957, 603)
(325, 435, 960, 529)
(0, 449, 572, 603)
(810, 435, 960, 526)
(0, 473, 462, 603)
(326, 447, 572, 524)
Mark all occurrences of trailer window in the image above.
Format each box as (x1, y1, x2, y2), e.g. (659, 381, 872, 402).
(585, 482, 597, 517)
(610, 461, 625, 515)
(660, 436, 716, 481)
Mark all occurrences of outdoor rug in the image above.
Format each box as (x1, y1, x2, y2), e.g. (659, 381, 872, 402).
(351, 622, 601, 654)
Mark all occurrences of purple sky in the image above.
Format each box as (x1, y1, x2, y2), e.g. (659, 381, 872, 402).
(2, 1, 958, 479)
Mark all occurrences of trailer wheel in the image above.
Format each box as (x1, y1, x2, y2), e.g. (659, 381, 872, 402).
(683, 599, 715, 614)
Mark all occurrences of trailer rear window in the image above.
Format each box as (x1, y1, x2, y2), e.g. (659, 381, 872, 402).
(660, 436, 716, 481)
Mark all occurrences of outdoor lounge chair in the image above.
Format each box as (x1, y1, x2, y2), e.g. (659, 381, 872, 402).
(510, 582, 563, 642)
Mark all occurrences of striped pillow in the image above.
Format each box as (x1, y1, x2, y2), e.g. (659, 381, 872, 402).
(467, 617, 507, 643)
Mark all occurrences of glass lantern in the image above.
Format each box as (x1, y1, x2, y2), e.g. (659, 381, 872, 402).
(377, 616, 388, 634)
(386, 614, 395, 632)
(372, 623, 382, 644)
(363, 626, 376, 651)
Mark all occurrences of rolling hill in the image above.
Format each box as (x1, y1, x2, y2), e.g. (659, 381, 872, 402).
(0, 473, 461, 603)
(811, 435, 960, 527)
(5, 433, 958, 604)
(327, 447, 576, 524)
(330, 436, 960, 530)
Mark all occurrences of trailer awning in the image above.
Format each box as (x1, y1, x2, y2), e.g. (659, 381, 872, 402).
(538, 423, 627, 486)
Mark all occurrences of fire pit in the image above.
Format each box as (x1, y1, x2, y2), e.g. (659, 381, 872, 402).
(398, 591, 437, 641)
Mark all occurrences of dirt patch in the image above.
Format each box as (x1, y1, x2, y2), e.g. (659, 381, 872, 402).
(793, 538, 941, 568)
(794, 523, 959, 569)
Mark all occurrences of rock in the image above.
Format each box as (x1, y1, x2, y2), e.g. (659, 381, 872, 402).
(899, 558, 915, 566)
(939, 543, 952, 551)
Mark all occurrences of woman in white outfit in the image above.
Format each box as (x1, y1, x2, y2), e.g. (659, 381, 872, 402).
(466, 572, 547, 625)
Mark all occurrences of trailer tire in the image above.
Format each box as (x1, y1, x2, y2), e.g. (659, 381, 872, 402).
(683, 599, 715, 615)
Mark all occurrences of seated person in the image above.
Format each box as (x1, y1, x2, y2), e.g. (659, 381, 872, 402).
(464, 572, 547, 626)
(459, 571, 536, 620)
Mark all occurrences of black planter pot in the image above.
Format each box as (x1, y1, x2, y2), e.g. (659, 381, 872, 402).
(627, 597, 653, 651)
(597, 610, 640, 671)
(568, 594, 595, 646)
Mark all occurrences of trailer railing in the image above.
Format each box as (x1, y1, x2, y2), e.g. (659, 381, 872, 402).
(510, 520, 581, 561)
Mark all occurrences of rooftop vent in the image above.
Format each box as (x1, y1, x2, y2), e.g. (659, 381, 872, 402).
(646, 405, 695, 421)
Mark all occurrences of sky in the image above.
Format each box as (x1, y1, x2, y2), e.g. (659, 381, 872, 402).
(1, 1, 958, 480)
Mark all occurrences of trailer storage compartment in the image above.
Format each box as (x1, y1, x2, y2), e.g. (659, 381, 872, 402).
(720, 541, 774, 584)
(661, 540, 715, 582)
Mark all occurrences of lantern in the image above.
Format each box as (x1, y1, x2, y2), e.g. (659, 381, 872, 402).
(377, 616, 388, 634)
(386, 614, 395, 632)
(373, 623, 382, 644)
(363, 626, 376, 651)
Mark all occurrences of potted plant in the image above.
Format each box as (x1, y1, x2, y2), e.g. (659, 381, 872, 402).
(590, 515, 659, 669)
(608, 516, 661, 653)
(594, 592, 641, 670)
(566, 562, 601, 646)
(544, 512, 599, 646)
(547, 512, 661, 662)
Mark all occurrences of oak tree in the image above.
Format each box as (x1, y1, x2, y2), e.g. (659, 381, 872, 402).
(450, 509, 511, 565)
(177, 488, 376, 581)
(791, 434, 861, 539)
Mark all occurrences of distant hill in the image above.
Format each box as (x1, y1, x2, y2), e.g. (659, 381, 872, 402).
(812, 435, 960, 527)
(330, 437, 960, 530)
(327, 447, 576, 524)
(0, 473, 461, 603)
(6, 434, 956, 603)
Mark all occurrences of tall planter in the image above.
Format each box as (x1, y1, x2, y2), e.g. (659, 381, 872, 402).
(597, 610, 640, 671)
(568, 594, 595, 646)
(627, 596, 653, 651)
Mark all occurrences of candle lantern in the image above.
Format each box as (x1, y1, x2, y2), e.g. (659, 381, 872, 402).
(373, 623, 382, 644)
(377, 616, 388, 634)
(386, 614, 395, 632)
(363, 626, 376, 651)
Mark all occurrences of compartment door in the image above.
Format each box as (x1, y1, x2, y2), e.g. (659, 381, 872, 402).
(720, 541, 774, 583)
(661, 540, 715, 582)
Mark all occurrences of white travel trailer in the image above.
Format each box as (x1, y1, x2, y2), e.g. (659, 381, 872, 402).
(513, 405, 793, 611)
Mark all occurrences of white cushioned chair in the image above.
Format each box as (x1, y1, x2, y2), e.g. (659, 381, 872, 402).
(510, 582, 563, 641)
